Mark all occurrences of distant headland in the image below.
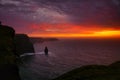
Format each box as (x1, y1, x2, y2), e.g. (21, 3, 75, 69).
(30, 37, 59, 43)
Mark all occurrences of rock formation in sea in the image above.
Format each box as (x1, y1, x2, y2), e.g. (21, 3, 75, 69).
(0, 22, 21, 80)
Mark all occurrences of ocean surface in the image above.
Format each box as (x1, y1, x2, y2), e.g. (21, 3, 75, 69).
(19, 38, 120, 80)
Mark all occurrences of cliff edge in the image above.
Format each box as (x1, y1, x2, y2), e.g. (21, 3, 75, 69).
(14, 34, 35, 56)
(52, 61, 120, 80)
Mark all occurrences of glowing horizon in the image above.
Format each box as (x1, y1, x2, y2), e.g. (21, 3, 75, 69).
(28, 30, 120, 38)
(25, 23, 120, 38)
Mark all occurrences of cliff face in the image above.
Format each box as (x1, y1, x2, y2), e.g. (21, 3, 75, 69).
(0, 24, 16, 64)
(0, 24, 21, 80)
(14, 34, 35, 56)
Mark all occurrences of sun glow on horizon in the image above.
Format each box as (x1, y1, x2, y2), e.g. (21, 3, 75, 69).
(28, 30, 120, 38)
(27, 23, 120, 38)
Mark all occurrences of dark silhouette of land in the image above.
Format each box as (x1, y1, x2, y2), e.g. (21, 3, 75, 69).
(30, 37, 58, 43)
(0, 21, 37, 80)
(53, 61, 120, 80)
(0, 21, 21, 80)
(14, 34, 35, 55)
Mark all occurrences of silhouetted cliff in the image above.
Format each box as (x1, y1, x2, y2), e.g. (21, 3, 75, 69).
(14, 34, 35, 55)
(0, 22, 21, 80)
(52, 61, 120, 80)
(0, 24, 15, 64)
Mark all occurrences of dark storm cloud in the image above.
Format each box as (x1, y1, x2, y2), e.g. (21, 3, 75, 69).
(29, 0, 120, 27)
(34, 0, 120, 27)
(0, 0, 120, 30)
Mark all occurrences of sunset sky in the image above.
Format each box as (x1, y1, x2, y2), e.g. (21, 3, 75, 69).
(0, 0, 120, 38)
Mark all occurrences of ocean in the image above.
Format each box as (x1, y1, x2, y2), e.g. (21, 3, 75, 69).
(19, 38, 120, 80)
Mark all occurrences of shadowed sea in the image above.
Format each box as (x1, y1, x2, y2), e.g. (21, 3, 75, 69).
(19, 38, 120, 80)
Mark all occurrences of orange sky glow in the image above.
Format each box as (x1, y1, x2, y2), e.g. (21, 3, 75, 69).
(28, 30, 120, 38)
(28, 24, 120, 38)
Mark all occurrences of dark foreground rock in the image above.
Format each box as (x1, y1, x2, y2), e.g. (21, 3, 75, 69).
(0, 64, 20, 80)
(52, 61, 120, 80)
(0, 22, 21, 80)
(14, 34, 35, 56)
